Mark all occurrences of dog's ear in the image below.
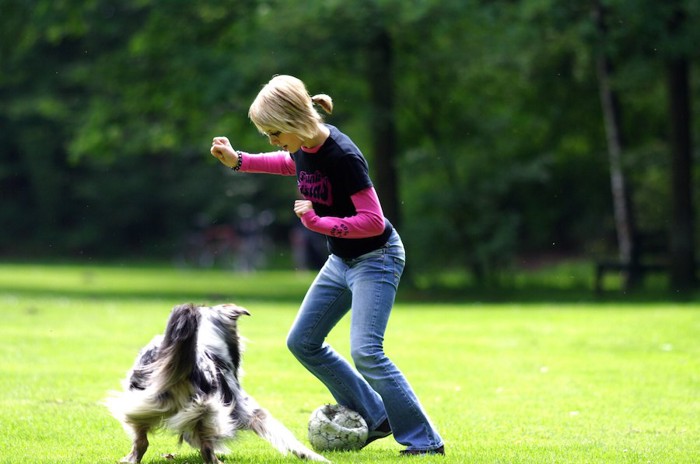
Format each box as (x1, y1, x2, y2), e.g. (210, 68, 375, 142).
(214, 303, 251, 318)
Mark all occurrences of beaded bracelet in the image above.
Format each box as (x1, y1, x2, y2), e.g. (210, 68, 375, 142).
(231, 151, 243, 171)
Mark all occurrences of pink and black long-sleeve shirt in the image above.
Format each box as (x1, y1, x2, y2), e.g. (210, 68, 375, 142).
(237, 124, 394, 259)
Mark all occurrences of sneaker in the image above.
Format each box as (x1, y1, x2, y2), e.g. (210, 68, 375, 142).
(400, 445, 445, 456)
(363, 419, 392, 447)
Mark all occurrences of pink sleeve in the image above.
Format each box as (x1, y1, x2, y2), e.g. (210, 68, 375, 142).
(239, 151, 296, 176)
(300, 187, 386, 239)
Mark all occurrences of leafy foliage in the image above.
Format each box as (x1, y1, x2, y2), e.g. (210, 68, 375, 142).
(0, 0, 697, 283)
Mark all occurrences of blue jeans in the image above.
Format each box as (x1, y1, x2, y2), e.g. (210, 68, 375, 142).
(287, 230, 443, 451)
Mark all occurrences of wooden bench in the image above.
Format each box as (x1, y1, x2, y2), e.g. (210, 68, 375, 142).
(594, 231, 668, 292)
(594, 261, 667, 293)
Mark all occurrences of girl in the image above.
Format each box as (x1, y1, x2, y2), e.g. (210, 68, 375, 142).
(210, 75, 444, 456)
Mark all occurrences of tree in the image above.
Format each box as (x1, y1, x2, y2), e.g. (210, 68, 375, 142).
(665, 4, 696, 290)
(592, 0, 640, 290)
(605, 0, 698, 291)
(366, 24, 400, 227)
(1, 0, 696, 288)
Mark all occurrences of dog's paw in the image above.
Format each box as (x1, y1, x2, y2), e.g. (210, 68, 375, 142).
(118, 457, 139, 464)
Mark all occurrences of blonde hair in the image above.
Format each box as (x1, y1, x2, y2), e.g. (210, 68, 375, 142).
(248, 75, 333, 140)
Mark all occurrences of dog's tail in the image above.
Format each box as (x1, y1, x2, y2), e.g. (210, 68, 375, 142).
(106, 304, 201, 426)
(148, 303, 200, 395)
(245, 399, 330, 462)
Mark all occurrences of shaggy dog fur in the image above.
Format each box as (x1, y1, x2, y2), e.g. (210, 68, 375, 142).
(105, 303, 328, 464)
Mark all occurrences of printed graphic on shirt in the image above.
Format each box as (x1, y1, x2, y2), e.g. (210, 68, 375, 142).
(329, 223, 349, 238)
(298, 170, 333, 206)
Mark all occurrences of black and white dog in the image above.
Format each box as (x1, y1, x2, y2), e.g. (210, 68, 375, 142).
(105, 303, 328, 464)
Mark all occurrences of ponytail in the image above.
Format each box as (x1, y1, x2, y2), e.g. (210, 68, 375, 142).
(312, 94, 333, 115)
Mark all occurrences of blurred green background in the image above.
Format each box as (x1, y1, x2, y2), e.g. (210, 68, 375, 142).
(1, 0, 698, 294)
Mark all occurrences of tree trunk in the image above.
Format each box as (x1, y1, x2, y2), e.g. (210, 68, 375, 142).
(592, 1, 640, 290)
(366, 28, 400, 228)
(666, 8, 696, 290)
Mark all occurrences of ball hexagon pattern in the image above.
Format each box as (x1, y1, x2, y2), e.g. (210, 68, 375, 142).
(308, 404, 369, 452)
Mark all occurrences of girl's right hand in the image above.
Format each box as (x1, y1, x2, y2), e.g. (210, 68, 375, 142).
(210, 136, 238, 168)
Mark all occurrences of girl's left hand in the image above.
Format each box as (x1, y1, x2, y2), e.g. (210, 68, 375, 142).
(294, 200, 314, 218)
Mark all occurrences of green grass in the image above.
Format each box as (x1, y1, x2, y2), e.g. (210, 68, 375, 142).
(0, 263, 699, 463)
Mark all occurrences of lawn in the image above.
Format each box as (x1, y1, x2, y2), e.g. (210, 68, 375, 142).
(0, 263, 698, 463)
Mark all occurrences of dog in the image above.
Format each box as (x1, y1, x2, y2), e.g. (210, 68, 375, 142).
(105, 303, 329, 464)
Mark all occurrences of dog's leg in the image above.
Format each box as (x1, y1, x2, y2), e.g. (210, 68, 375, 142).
(196, 422, 224, 464)
(248, 407, 330, 462)
(199, 441, 223, 464)
(120, 426, 149, 463)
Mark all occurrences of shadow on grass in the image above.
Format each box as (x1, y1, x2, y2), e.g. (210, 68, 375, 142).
(2, 281, 696, 307)
(1, 261, 696, 305)
(0, 284, 309, 304)
(400, 284, 699, 304)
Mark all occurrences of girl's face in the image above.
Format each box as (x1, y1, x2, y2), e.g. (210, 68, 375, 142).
(265, 130, 304, 152)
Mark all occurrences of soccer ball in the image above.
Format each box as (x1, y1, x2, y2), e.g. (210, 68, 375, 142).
(307, 404, 368, 452)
